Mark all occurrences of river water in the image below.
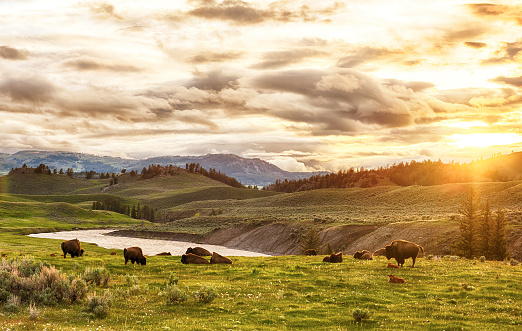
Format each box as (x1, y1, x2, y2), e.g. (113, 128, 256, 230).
(28, 229, 269, 257)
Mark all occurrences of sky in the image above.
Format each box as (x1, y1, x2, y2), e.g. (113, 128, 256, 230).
(1, 0, 522, 172)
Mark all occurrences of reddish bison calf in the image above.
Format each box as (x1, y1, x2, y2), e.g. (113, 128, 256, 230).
(61, 239, 85, 259)
(353, 250, 373, 260)
(388, 274, 406, 283)
(210, 252, 233, 264)
(185, 247, 212, 256)
(385, 240, 425, 268)
(181, 253, 210, 264)
(123, 247, 147, 265)
(387, 262, 399, 269)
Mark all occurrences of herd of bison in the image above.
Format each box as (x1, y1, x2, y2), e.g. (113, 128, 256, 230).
(60, 238, 424, 284)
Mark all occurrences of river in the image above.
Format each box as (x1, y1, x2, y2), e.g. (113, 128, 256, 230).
(28, 229, 270, 257)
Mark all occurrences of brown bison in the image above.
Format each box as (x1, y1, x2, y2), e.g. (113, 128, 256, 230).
(303, 249, 318, 256)
(1, 253, 7, 257)
(387, 262, 399, 269)
(388, 274, 406, 283)
(50, 253, 57, 257)
(110, 252, 117, 255)
(210, 252, 233, 264)
(323, 252, 343, 263)
(185, 247, 212, 256)
(353, 250, 373, 260)
(181, 253, 210, 264)
(373, 247, 386, 256)
(61, 239, 84, 258)
(123, 247, 146, 265)
(156, 252, 172, 256)
(385, 240, 425, 268)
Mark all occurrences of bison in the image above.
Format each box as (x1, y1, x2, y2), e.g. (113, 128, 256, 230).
(123, 247, 147, 265)
(61, 239, 84, 258)
(323, 252, 343, 263)
(303, 249, 318, 256)
(353, 250, 373, 260)
(373, 247, 386, 256)
(50, 253, 57, 257)
(388, 274, 406, 283)
(110, 252, 117, 255)
(210, 252, 233, 264)
(185, 247, 212, 256)
(156, 252, 172, 256)
(385, 240, 425, 268)
(387, 262, 399, 269)
(181, 253, 210, 264)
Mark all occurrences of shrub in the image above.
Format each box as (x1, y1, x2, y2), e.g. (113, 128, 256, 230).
(479, 256, 486, 262)
(510, 259, 519, 266)
(166, 273, 178, 286)
(83, 267, 111, 287)
(193, 286, 217, 304)
(86, 290, 111, 318)
(352, 308, 371, 322)
(427, 255, 434, 260)
(126, 275, 138, 287)
(164, 285, 188, 304)
(28, 302, 39, 320)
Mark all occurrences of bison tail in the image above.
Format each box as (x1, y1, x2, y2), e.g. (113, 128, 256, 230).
(418, 245, 425, 255)
(123, 248, 127, 255)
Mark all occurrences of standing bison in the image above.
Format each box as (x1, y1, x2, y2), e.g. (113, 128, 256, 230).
(385, 240, 424, 268)
(61, 239, 84, 258)
(353, 250, 373, 260)
(123, 247, 147, 265)
(185, 247, 212, 256)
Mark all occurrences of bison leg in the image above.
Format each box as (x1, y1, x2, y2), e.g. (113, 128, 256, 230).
(124, 258, 128, 265)
(412, 257, 416, 268)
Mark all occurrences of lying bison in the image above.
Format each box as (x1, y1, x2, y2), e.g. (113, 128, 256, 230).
(388, 274, 406, 283)
(61, 239, 84, 259)
(303, 249, 318, 256)
(353, 250, 373, 260)
(181, 253, 210, 264)
(156, 252, 172, 256)
(185, 247, 212, 256)
(123, 247, 147, 265)
(373, 247, 386, 256)
(323, 252, 343, 263)
(385, 240, 424, 268)
(387, 262, 399, 269)
(210, 252, 233, 264)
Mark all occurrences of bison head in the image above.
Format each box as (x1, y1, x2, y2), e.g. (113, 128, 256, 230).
(80, 249, 85, 256)
(185, 247, 193, 254)
(385, 245, 394, 260)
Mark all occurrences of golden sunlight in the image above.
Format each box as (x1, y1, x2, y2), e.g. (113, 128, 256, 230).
(450, 133, 522, 148)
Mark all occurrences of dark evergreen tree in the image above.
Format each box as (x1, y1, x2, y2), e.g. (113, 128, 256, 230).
(491, 207, 508, 261)
(298, 228, 322, 254)
(456, 188, 481, 259)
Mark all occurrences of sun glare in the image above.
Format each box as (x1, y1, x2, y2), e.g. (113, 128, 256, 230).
(451, 133, 522, 148)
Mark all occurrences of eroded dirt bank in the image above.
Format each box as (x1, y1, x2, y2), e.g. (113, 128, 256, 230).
(109, 221, 522, 260)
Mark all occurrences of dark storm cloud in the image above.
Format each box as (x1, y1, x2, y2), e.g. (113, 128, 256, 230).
(251, 49, 327, 70)
(0, 46, 29, 60)
(185, 0, 344, 25)
(482, 40, 522, 64)
(0, 77, 55, 103)
(187, 51, 243, 64)
(62, 58, 140, 72)
(490, 75, 522, 87)
(464, 41, 487, 49)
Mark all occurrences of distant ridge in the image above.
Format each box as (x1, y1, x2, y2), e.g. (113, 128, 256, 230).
(0, 151, 327, 186)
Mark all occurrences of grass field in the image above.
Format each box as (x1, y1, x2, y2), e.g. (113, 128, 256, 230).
(0, 231, 521, 330)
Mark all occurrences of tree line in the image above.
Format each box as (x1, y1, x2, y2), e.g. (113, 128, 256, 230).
(265, 158, 516, 193)
(185, 163, 245, 188)
(92, 198, 155, 222)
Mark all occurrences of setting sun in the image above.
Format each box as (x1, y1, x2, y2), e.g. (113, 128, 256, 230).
(451, 133, 522, 148)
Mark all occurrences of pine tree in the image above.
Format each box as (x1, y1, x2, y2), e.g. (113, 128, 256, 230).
(456, 188, 481, 258)
(478, 200, 493, 259)
(298, 228, 322, 254)
(491, 206, 508, 261)
(324, 242, 333, 255)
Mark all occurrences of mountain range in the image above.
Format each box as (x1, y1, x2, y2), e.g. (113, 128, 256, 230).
(0, 151, 327, 186)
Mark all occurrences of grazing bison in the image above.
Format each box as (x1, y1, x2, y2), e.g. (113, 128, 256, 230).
(181, 253, 210, 264)
(61, 239, 84, 258)
(323, 252, 343, 263)
(303, 249, 318, 256)
(110, 252, 117, 255)
(388, 274, 406, 283)
(156, 252, 172, 256)
(123, 247, 147, 265)
(210, 252, 233, 264)
(373, 247, 386, 256)
(385, 240, 425, 268)
(185, 247, 212, 256)
(387, 262, 399, 269)
(353, 250, 373, 260)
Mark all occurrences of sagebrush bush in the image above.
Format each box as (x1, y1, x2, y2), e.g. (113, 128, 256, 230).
(166, 273, 178, 286)
(510, 259, 519, 266)
(0, 257, 86, 306)
(164, 285, 188, 304)
(426, 254, 434, 260)
(126, 274, 138, 287)
(87, 290, 111, 318)
(193, 286, 217, 304)
(352, 308, 371, 322)
(83, 267, 111, 287)
(479, 256, 486, 262)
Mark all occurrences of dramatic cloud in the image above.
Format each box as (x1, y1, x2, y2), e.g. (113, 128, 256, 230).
(252, 49, 327, 70)
(467, 3, 522, 25)
(187, 51, 243, 64)
(464, 41, 487, 49)
(62, 57, 140, 72)
(0, 46, 29, 60)
(483, 40, 522, 64)
(491, 75, 522, 87)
